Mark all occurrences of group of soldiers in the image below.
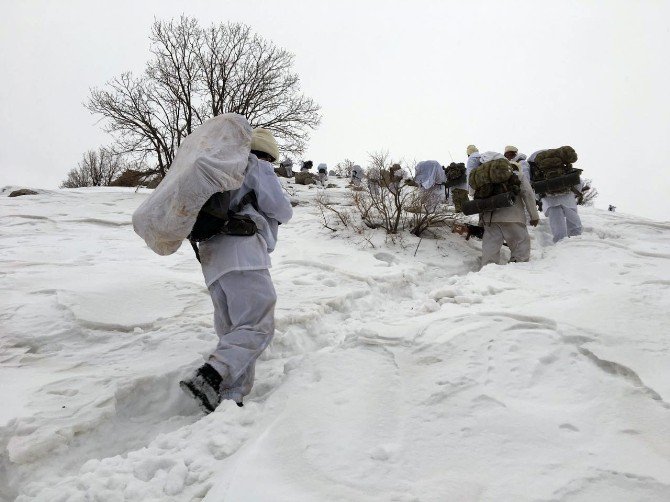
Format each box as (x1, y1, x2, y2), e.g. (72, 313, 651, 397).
(279, 144, 584, 268)
(424, 144, 584, 266)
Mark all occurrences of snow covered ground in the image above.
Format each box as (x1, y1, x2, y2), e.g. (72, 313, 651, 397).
(1, 180, 670, 501)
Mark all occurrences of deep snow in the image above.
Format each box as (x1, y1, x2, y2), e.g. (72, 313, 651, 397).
(1, 181, 670, 501)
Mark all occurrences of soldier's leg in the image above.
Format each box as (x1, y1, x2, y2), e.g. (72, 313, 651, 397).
(481, 223, 504, 266)
(208, 269, 276, 402)
(546, 206, 568, 243)
(503, 222, 531, 262)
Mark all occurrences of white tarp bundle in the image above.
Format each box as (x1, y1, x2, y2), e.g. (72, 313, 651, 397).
(132, 113, 252, 256)
(480, 151, 505, 163)
(414, 160, 446, 189)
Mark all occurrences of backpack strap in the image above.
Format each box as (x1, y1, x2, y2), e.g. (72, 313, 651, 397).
(189, 237, 201, 263)
(235, 190, 259, 213)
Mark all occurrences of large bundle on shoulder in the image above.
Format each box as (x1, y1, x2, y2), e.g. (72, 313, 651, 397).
(531, 146, 582, 196)
(132, 113, 252, 256)
(462, 155, 520, 216)
(444, 162, 466, 188)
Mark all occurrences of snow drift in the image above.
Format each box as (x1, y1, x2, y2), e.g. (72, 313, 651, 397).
(1, 181, 670, 501)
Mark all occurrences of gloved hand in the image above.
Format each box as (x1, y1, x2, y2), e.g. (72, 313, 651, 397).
(530, 219, 539, 227)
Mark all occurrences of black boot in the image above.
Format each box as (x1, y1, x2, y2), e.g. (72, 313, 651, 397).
(179, 363, 223, 413)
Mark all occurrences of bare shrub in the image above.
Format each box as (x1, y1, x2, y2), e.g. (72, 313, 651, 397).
(315, 192, 353, 232)
(60, 148, 125, 188)
(579, 178, 599, 206)
(406, 190, 456, 237)
(334, 159, 355, 178)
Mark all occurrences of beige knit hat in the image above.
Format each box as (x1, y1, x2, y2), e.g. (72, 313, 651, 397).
(251, 128, 279, 163)
(466, 145, 478, 156)
(504, 145, 518, 154)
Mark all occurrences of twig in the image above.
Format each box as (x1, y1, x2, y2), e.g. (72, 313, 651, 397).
(414, 237, 423, 257)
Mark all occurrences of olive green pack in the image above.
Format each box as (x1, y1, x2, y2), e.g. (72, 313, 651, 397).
(468, 158, 521, 199)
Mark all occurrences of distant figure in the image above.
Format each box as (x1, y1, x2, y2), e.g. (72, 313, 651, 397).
(609, 205, 616, 212)
(450, 145, 479, 211)
(301, 160, 313, 172)
(351, 164, 364, 187)
(317, 163, 328, 185)
(279, 159, 293, 177)
(414, 160, 447, 210)
(368, 166, 381, 196)
(388, 163, 404, 194)
(503, 145, 532, 185)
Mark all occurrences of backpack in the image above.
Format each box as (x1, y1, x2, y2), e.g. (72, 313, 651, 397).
(444, 162, 466, 188)
(132, 113, 252, 256)
(530, 146, 581, 195)
(187, 190, 259, 261)
(468, 158, 521, 199)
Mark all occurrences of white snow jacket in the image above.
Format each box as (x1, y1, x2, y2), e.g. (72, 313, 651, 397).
(512, 153, 532, 185)
(199, 155, 293, 286)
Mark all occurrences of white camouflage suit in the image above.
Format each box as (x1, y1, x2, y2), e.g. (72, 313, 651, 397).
(481, 168, 540, 266)
(198, 154, 293, 403)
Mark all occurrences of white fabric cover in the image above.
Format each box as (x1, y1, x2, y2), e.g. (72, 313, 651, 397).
(479, 151, 505, 163)
(414, 160, 446, 190)
(132, 113, 253, 255)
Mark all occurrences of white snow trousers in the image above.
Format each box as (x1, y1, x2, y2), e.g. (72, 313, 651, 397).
(207, 269, 276, 403)
(546, 205, 582, 243)
(482, 222, 531, 266)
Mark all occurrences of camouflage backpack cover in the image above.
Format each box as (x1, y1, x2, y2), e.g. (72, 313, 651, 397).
(445, 162, 466, 181)
(531, 146, 580, 194)
(468, 158, 521, 199)
(444, 162, 466, 188)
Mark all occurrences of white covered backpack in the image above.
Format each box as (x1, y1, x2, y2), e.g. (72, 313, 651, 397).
(132, 113, 252, 255)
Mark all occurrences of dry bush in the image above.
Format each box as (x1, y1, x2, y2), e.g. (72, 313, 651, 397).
(314, 192, 353, 232)
(579, 178, 599, 206)
(60, 148, 125, 188)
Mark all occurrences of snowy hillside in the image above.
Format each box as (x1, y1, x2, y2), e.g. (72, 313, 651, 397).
(1, 181, 670, 501)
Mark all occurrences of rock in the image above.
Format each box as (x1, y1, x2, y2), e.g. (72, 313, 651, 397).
(111, 169, 161, 188)
(9, 189, 38, 197)
(294, 172, 317, 185)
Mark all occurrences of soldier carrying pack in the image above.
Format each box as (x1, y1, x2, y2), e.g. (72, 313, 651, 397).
(462, 157, 521, 216)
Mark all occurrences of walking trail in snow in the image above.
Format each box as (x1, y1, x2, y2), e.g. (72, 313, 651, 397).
(1, 180, 670, 501)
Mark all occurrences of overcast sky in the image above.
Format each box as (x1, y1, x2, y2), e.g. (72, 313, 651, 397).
(1, 0, 669, 220)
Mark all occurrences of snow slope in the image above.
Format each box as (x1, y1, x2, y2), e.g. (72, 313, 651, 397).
(1, 182, 670, 501)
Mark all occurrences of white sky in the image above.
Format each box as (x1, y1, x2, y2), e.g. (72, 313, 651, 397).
(1, 0, 669, 220)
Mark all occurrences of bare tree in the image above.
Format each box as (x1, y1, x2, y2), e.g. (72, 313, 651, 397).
(86, 16, 321, 182)
(60, 148, 124, 188)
